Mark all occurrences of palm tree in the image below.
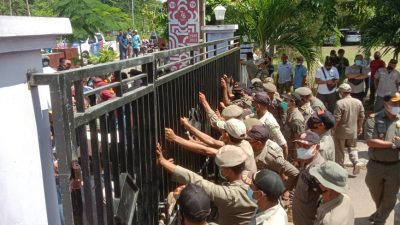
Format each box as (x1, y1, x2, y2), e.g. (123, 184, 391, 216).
(360, 0, 400, 60)
(226, 0, 338, 65)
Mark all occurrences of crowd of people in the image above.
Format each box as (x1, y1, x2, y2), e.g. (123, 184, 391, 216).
(116, 28, 141, 60)
(155, 52, 400, 225)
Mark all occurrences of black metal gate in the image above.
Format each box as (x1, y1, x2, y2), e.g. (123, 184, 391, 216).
(29, 37, 240, 225)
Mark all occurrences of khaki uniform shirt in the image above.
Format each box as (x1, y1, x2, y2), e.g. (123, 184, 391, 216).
(245, 60, 258, 80)
(310, 96, 326, 112)
(249, 204, 288, 225)
(230, 96, 253, 109)
(364, 111, 400, 162)
(172, 166, 257, 225)
(314, 194, 354, 225)
(259, 111, 287, 146)
(255, 140, 299, 190)
(319, 130, 335, 161)
(268, 98, 286, 127)
(334, 95, 365, 139)
(299, 102, 314, 123)
(283, 108, 305, 151)
(292, 153, 325, 225)
(237, 140, 258, 173)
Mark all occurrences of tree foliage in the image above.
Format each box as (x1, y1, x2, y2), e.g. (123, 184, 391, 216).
(360, 0, 400, 59)
(54, 0, 130, 40)
(104, 0, 164, 38)
(217, 0, 340, 65)
(0, 0, 30, 16)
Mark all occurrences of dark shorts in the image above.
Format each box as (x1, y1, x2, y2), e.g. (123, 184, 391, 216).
(133, 48, 140, 57)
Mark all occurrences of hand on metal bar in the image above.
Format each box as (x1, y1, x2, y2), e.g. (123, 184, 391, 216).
(156, 143, 176, 172)
(165, 128, 177, 142)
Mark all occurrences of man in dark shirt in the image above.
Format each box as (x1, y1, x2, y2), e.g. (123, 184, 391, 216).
(369, 51, 386, 105)
(337, 48, 350, 85)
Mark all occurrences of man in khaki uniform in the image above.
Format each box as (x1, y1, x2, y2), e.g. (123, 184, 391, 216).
(307, 111, 336, 161)
(333, 83, 365, 175)
(167, 118, 257, 173)
(157, 144, 257, 225)
(252, 92, 289, 158)
(264, 82, 286, 127)
(295, 87, 326, 112)
(281, 92, 305, 161)
(199, 92, 243, 126)
(364, 94, 400, 225)
(310, 161, 354, 225)
(246, 125, 299, 191)
(295, 87, 326, 124)
(292, 131, 325, 225)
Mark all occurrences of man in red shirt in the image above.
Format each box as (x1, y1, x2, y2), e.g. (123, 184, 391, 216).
(369, 51, 386, 105)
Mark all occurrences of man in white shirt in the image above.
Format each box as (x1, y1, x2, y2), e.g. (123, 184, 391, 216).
(315, 60, 340, 113)
(246, 169, 288, 225)
(252, 92, 289, 158)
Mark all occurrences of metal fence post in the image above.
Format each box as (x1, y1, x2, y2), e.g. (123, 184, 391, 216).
(49, 75, 76, 225)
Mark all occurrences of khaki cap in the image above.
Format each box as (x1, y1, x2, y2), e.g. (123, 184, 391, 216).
(243, 118, 263, 131)
(263, 82, 277, 92)
(295, 87, 312, 96)
(215, 145, 247, 167)
(391, 93, 400, 102)
(251, 78, 262, 85)
(221, 105, 244, 119)
(338, 83, 351, 92)
(224, 118, 247, 139)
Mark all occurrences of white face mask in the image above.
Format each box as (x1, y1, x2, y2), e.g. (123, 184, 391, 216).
(390, 106, 400, 115)
(297, 146, 315, 160)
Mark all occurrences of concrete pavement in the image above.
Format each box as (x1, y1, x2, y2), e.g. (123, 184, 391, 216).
(346, 140, 395, 225)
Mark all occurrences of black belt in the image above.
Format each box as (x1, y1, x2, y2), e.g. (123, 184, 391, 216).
(370, 159, 400, 165)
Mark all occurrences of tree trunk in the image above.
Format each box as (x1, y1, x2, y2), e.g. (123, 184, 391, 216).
(131, 0, 134, 27)
(9, 0, 12, 16)
(25, 0, 31, 16)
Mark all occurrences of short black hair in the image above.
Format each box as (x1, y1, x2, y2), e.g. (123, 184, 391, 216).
(246, 52, 254, 60)
(121, 72, 128, 80)
(230, 162, 245, 175)
(228, 134, 242, 144)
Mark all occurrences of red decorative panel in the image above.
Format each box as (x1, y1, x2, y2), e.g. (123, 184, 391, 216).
(168, 0, 200, 71)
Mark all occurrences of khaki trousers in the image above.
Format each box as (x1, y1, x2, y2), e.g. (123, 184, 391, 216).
(334, 138, 358, 167)
(365, 160, 400, 225)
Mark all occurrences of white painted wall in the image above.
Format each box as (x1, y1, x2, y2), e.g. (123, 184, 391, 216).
(202, 25, 238, 58)
(0, 16, 72, 225)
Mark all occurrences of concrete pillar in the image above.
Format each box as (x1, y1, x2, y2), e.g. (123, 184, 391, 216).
(0, 16, 72, 225)
(201, 24, 238, 58)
